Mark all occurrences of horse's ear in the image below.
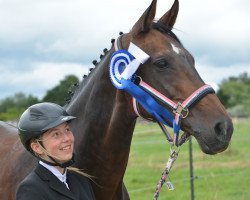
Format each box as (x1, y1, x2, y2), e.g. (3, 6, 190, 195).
(158, 0, 179, 29)
(130, 0, 157, 37)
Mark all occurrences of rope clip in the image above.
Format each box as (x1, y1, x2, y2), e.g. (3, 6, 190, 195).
(170, 145, 179, 159)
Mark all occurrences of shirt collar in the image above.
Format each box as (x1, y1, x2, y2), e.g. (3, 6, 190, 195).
(39, 160, 68, 183)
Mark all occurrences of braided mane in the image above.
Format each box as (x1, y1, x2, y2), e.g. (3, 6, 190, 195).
(64, 35, 121, 105)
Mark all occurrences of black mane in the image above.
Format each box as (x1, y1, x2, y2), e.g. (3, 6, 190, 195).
(65, 46, 112, 105)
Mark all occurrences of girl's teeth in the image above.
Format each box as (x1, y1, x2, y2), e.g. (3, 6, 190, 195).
(62, 146, 70, 150)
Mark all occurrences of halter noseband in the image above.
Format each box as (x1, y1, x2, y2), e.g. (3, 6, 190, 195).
(109, 35, 215, 146)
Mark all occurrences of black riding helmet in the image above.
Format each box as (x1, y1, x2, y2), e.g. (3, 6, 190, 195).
(18, 102, 76, 152)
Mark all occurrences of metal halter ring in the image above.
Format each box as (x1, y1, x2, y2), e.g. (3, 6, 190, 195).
(173, 102, 189, 118)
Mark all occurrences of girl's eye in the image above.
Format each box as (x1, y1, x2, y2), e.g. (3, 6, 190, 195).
(66, 128, 70, 132)
(154, 58, 169, 70)
(52, 132, 60, 137)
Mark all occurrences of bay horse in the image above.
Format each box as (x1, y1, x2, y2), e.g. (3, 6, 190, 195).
(0, 0, 233, 199)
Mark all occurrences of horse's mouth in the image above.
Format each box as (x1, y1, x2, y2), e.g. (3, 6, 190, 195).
(190, 131, 230, 155)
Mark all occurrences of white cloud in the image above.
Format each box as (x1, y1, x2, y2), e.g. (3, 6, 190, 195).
(196, 62, 250, 91)
(0, 0, 249, 99)
(0, 62, 89, 99)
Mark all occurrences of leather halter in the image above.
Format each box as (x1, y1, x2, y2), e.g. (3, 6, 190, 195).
(113, 35, 215, 146)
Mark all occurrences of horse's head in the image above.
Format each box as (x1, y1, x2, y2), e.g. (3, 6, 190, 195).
(119, 0, 233, 154)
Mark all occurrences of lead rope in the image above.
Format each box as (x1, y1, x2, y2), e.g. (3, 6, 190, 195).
(153, 146, 179, 200)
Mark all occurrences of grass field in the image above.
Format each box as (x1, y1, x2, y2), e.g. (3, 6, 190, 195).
(124, 118, 250, 200)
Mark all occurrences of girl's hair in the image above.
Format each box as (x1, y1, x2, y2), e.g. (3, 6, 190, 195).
(66, 168, 99, 187)
(67, 167, 95, 181)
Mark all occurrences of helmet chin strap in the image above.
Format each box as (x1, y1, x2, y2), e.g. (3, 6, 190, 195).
(36, 140, 75, 168)
(39, 154, 75, 168)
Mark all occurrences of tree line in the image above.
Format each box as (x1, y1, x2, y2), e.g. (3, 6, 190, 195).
(0, 75, 79, 121)
(0, 73, 249, 121)
(217, 72, 250, 118)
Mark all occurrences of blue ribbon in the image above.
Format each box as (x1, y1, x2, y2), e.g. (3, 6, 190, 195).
(120, 78, 174, 127)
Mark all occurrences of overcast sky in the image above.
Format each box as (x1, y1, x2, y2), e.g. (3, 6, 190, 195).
(0, 0, 249, 100)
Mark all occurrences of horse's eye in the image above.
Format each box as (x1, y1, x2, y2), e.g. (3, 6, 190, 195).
(154, 59, 169, 70)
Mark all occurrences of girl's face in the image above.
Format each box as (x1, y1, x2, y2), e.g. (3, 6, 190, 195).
(40, 122, 74, 163)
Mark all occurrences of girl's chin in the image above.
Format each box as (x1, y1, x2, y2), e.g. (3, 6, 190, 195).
(58, 153, 73, 162)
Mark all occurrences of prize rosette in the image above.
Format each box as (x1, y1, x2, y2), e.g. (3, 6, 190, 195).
(109, 50, 135, 89)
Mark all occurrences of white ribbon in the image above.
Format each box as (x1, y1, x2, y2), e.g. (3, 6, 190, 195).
(121, 42, 149, 80)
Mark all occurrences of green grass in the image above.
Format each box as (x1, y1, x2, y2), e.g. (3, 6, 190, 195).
(124, 119, 250, 200)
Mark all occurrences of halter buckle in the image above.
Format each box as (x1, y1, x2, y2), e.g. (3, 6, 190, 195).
(173, 102, 189, 118)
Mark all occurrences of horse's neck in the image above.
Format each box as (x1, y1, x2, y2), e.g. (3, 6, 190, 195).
(67, 50, 137, 198)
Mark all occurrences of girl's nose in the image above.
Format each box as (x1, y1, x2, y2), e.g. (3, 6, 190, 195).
(62, 131, 72, 141)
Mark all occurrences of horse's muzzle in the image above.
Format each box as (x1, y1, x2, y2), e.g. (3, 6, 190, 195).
(192, 118, 234, 155)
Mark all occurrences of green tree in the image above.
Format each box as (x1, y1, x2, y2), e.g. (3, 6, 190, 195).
(217, 72, 250, 117)
(0, 93, 39, 121)
(42, 75, 79, 106)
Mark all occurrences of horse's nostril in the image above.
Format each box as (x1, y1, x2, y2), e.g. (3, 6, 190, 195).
(214, 121, 229, 141)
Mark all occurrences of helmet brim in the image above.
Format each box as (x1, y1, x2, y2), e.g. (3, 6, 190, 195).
(41, 115, 76, 132)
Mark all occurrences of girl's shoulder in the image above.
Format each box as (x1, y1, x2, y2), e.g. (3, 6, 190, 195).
(16, 171, 47, 200)
(18, 170, 39, 186)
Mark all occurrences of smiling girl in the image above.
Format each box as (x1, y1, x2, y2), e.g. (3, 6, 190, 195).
(16, 102, 96, 200)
